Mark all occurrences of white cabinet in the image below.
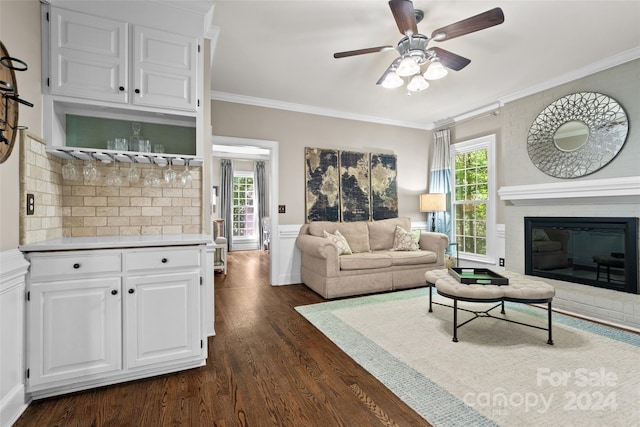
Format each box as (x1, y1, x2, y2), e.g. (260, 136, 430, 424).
(24, 245, 206, 398)
(48, 7, 198, 112)
(132, 26, 198, 111)
(125, 272, 200, 368)
(27, 276, 122, 387)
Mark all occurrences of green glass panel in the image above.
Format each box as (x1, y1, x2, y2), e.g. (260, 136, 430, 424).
(65, 115, 196, 155)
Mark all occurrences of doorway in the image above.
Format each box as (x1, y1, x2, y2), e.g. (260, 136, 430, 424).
(212, 136, 280, 285)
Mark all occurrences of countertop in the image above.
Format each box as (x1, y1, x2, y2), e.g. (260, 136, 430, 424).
(19, 234, 213, 252)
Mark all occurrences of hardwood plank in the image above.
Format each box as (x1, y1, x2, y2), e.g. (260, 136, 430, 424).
(14, 250, 431, 427)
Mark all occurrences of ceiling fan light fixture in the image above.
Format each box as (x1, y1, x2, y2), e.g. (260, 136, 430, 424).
(407, 74, 429, 92)
(381, 71, 404, 89)
(395, 56, 420, 77)
(424, 61, 448, 80)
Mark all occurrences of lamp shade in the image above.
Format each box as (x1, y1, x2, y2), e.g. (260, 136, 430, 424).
(396, 56, 420, 77)
(424, 61, 448, 80)
(407, 74, 429, 92)
(419, 193, 446, 212)
(381, 71, 404, 89)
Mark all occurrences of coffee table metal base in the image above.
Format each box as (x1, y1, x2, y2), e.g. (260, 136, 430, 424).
(427, 281, 554, 345)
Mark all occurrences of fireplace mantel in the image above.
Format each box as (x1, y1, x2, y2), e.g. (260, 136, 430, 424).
(498, 176, 640, 205)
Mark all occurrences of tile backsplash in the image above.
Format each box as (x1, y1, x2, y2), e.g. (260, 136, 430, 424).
(20, 131, 203, 244)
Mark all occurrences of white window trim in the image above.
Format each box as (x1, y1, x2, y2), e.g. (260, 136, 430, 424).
(232, 170, 258, 245)
(450, 134, 497, 265)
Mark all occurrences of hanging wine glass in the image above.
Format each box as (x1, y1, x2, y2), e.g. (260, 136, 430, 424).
(144, 166, 161, 187)
(61, 158, 79, 181)
(180, 162, 192, 187)
(127, 161, 140, 183)
(164, 158, 176, 184)
(106, 162, 122, 186)
(83, 159, 99, 183)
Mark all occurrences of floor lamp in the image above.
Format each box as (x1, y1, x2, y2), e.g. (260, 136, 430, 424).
(420, 193, 446, 232)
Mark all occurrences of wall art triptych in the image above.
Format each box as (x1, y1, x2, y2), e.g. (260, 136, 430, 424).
(304, 147, 398, 223)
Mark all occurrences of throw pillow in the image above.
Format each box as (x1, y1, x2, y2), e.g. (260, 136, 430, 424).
(392, 225, 420, 251)
(324, 230, 353, 255)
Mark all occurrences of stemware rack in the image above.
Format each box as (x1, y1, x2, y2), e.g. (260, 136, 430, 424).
(46, 146, 203, 167)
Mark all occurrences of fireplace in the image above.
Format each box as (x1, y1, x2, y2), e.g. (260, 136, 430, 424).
(524, 217, 639, 294)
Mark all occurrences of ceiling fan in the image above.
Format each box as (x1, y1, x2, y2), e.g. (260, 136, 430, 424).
(333, 0, 504, 92)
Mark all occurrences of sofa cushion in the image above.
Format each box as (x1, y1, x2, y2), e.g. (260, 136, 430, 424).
(323, 230, 352, 255)
(308, 221, 371, 253)
(340, 253, 392, 271)
(383, 250, 438, 266)
(367, 217, 412, 251)
(392, 225, 420, 251)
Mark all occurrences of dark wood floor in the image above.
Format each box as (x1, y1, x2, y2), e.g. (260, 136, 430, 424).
(14, 250, 431, 427)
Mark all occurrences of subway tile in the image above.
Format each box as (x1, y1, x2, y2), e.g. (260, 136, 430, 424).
(119, 207, 141, 217)
(71, 206, 96, 217)
(108, 217, 131, 226)
(141, 206, 163, 216)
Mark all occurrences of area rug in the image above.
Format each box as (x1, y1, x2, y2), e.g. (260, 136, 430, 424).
(296, 288, 640, 427)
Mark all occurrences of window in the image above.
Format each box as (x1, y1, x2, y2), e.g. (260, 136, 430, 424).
(232, 172, 256, 239)
(450, 134, 496, 263)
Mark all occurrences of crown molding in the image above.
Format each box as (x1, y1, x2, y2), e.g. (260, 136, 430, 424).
(210, 91, 434, 130)
(497, 47, 640, 106)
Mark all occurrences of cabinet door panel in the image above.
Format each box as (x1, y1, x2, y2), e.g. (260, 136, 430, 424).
(50, 8, 128, 103)
(133, 26, 197, 111)
(27, 277, 122, 387)
(126, 272, 200, 368)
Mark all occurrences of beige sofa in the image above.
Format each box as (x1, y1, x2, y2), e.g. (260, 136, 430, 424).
(296, 217, 449, 299)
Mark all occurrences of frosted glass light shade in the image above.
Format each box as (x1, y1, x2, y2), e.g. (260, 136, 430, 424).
(381, 71, 404, 89)
(424, 61, 448, 80)
(396, 56, 420, 77)
(407, 74, 429, 92)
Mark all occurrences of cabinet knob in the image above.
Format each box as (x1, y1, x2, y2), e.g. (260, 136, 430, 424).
(111, 289, 118, 295)
(134, 89, 140, 94)
(119, 86, 125, 91)
(73, 263, 80, 269)
(128, 288, 135, 294)
(161, 258, 168, 263)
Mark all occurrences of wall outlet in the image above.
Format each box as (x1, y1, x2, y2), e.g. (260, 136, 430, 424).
(26, 193, 35, 215)
(278, 205, 286, 214)
(499, 257, 505, 267)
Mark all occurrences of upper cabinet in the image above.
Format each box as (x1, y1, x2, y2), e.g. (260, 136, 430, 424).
(48, 7, 198, 112)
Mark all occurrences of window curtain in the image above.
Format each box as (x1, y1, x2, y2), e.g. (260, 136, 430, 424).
(254, 161, 267, 248)
(220, 159, 233, 244)
(429, 129, 452, 241)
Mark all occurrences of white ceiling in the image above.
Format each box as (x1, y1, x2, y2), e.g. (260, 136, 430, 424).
(209, 1, 640, 129)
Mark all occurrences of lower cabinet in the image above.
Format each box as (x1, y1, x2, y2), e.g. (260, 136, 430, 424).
(24, 245, 206, 398)
(126, 271, 201, 368)
(27, 277, 123, 388)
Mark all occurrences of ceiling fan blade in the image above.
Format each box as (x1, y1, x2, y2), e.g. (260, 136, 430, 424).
(334, 45, 394, 59)
(428, 47, 471, 71)
(430, 7, 504, 42)
(388, 0, 418, 36)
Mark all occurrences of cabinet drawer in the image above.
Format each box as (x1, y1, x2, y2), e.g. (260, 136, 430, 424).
(30, 252, 122, 280)
(125, 248, 200, 272)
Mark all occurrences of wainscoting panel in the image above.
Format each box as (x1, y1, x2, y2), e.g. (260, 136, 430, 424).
(277, 225, 303, 285)
(0, 249, 30, 427)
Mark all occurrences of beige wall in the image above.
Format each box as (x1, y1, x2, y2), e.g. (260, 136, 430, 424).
(211, 101, 431, 225)
(0, 0, 43, 251)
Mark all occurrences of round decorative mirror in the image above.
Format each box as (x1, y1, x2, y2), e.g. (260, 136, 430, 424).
(527, 92, 629, 178)
(0, 41, 20, 164)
